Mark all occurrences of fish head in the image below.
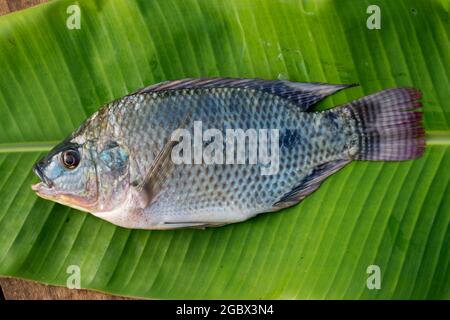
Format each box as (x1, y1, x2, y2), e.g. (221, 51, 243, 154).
(32, 139, 99, 212)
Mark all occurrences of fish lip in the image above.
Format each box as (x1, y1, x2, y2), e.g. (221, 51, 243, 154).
(31, 182, 54, 200)
(31, 182, 40, 191)
(32, 163, 54, 188)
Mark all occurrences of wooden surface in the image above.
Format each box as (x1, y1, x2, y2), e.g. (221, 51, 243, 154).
(0, 277, 133, 300)
(0, 0, 48, 15)
(0, 0, 133, 300)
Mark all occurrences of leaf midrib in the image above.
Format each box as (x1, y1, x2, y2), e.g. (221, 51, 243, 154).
(0, 141, 59, 153)
(0, 131, 448, 153)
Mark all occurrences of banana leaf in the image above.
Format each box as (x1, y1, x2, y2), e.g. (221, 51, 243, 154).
(0, 0, 448, 299)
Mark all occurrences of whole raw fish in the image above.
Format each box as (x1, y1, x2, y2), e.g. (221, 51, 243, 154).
(32, 78, 424, 229)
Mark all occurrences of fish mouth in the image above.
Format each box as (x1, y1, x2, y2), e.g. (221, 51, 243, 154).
(32, 162, 54, 192)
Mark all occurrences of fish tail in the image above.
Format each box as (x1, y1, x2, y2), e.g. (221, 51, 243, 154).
(338, 88, 425, 161)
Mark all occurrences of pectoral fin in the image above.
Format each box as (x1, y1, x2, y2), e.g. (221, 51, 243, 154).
(132, 137, 178, 208)
(133, 102, 196, 207)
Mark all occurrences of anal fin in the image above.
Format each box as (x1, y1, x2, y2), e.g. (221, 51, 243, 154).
(274, 159, 350, 209)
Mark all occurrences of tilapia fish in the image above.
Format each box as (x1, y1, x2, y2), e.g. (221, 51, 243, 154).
(32, 78, 424, 229)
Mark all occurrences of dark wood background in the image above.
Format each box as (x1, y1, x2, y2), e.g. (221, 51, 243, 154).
(0, 0, 131, 300)
(0, 0, 47, 15)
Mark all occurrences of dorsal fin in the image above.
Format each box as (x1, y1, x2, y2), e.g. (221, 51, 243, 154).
(133, 77, 357, 111)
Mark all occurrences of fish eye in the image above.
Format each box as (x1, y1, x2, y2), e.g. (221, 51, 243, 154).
(61, 149, 80, 169)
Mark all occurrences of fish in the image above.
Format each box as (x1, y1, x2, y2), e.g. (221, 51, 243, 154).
(32, 78, 424, 229)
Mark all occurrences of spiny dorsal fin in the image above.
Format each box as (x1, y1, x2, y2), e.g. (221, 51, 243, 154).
(273, 159, 351, 209)
(134, 77, 357, 111)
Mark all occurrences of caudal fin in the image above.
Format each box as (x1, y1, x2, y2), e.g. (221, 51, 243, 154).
(340, 88, 425, 161)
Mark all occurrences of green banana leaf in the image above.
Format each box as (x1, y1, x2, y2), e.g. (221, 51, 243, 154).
(0, 0, 449, 299)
